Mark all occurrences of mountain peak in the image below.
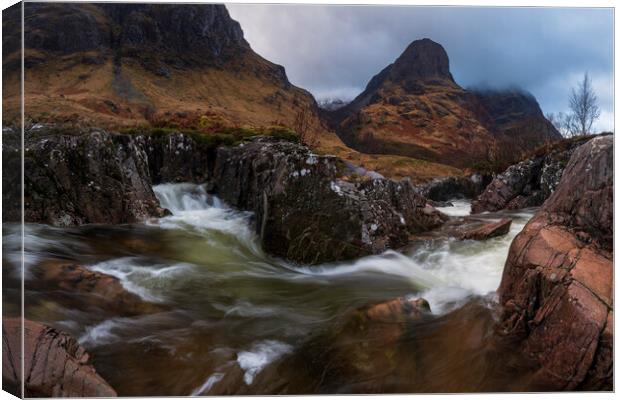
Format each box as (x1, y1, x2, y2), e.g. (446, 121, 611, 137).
(391, 38, 454, 83)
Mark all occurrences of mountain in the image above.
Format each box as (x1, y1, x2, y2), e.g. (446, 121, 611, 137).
(2, 3, 340, 148)
(326, 38, 562, 169)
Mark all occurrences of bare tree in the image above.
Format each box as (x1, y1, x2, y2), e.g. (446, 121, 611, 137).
(545, 112, 557, 128)
(294, 108, 312, 145)
(568, 72, 600, 136)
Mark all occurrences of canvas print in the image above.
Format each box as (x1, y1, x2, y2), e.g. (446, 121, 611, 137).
(1, 1, 614, 397)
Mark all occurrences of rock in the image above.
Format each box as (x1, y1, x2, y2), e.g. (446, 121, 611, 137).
(210, 137, 447, 264)
(458, 218, 511, 240)
(138, 132, 212, 184)
(410, 216, 512, 242)
(471, 136, 594, 213)
(2, 317, 117, 397)
(497, 135, 613, 390)
(13, 126, 448, 265)
(19, 3, 246, 67)
(30, 262, 162, 315)
(415, 174, 492, 202)
(471, 157, 544, 213)
(15, 127, 168, 226)
(256, 297, 431, 393)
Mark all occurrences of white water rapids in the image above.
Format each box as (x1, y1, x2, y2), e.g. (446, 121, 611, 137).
(4, 183, 535, 395)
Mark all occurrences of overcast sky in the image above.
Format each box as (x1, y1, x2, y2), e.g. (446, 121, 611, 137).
(227, 5, 613, 132)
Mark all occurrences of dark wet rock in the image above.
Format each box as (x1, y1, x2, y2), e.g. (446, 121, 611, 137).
(497, 135, 613, 391)
(15, 127, 168, 226)
(2, 317, 117, 397)
(415, 173, 492, 202)
(14, 126, 447, 264)
(137, 132, 212, 184)
(471, 157, 545, 214)
(210, 137, 447, 264)
(471, 136, 593, 213)
(30, 262, 162, 316)
(2, 127, 22, 223)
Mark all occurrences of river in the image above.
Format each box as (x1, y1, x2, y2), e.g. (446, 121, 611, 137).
(2, 183, 537, 394)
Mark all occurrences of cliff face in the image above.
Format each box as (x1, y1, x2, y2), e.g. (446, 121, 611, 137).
(9, 125, 447, 265)
(497, 136, 613, 390)
(3, 3, 338, 148)
(327, 39, 561, 168)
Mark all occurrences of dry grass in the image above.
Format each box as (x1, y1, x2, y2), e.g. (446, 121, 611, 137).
(5, 53, 463, 183)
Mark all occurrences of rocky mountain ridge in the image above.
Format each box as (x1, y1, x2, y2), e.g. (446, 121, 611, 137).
(326, 39, 561, 168)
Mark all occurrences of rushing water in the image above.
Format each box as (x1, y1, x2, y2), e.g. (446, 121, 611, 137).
(3, 183, 537, 395)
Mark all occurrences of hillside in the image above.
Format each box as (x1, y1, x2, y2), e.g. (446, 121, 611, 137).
(326, 38, 562, 168)
(3, 3, 342, 148)
(3, 4, 468, 181)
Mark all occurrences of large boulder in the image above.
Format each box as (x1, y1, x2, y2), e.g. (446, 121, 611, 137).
(16, 126, 168, 226)
(471, 136, 594, 213)
(210, 137, 447, 264)
(2, 317, 117, 397)
(497, 135, 613, 390)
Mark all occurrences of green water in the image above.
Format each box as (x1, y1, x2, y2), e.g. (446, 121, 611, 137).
(3, 184, 537, 394)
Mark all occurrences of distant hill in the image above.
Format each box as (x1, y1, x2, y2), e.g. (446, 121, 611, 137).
(325, 38, 561, 168)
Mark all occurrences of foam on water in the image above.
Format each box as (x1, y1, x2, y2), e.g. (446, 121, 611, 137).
(79, 318, 128, 347)
(237, 340, 293, 385)
(153, 183, 261, 255)
(88, 257, 193, 302)
(436, 199, 472, 217)
(191, 372, 225, 396)
(4, 224, 91, 279)
(292, 250, 442, 290)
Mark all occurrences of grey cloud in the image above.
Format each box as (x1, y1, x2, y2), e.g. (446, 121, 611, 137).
(228, 4, 613, 131)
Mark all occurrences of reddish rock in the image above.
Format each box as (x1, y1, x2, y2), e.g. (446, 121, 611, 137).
(2, 318, 117, 397)
(459, 218, 512, 240)
(411, 216, 512, 242)
(497, 135, 613, 391)
(32, 262, 162, 315)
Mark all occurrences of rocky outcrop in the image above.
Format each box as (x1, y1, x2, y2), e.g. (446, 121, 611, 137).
(14, 126, 447, 264)
(210, 138, 447, 264)
(412, 216, 512, 242)
(16, 127, 168, 226)
(326, 38, 561, 169)
(471, 157, 546, 213)
(471, 136, 592, 213)
(415, 173, 492, 202)
(139, 132, 212, 184)
(30, 262, 162, 315)
(458, 218, 512, 241)
(497, 135, 613, 390)
(2, 318, 117, 397)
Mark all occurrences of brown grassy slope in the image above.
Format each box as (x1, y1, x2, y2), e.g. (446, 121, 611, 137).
(3, 4, 463, 182)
